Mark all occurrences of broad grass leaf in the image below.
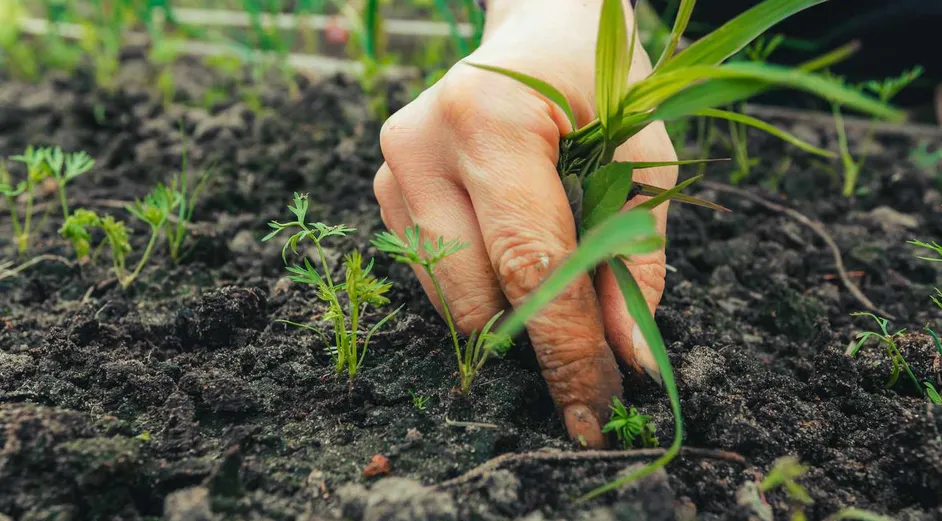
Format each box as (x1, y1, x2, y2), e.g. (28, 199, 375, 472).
(581, 162, 633, 233)
(658, 0, 827, 73)
(490, 209, 661, 344)
(694, 108, 836, 157)
(635, 182, 730, 212)
(653, 0, 695, 70)
(467, 63, 577, 130)
(596, 0, 630, 140)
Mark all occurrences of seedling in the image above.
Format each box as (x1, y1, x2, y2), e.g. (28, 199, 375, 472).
(372, 225, 513, 394)
(760, 456, 814, 521)
(43, 147, 95, 220)
(602, 397, 658, 449)
(164, 139, 215, 263)
(471, 0, 899, 500)
(409, 390, 431, 411)
(264, 193, 400, 380)
(4, 146, 53, 254)
(926, 382, 942, 405)
(848, 312, 921, 393)
(833, 67, 923, 196)
(909, 240, 942, 309)
(910, 141, 942, 183)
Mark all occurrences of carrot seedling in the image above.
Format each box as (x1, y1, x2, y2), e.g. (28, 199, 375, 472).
(602, 397, 658, 449)
(265, 193, 400, 381)
(372, 225, 513, 394)
(164, 139, 215, 263)
(43, 147, 95, 221)
(5, 146, 52, 254)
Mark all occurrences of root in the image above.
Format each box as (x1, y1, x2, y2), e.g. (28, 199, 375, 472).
(701, 182, 894, 320)
(434, 446, 746, 490)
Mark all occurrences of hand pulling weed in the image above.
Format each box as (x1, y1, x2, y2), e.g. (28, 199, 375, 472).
(373, 225, 513, 394)
(265, 193, 400, 381)
(470, 0, 900, 500)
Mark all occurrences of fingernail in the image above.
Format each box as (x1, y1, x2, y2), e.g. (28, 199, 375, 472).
(633, 323, 662, 386)
(563, 404, 605, 449)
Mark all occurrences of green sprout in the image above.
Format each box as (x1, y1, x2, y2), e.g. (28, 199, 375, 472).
(4, 146, 54, 254)
(44, 147, 95, 220)
(372, 225, 514, 394)
(833, 66, 923, 196)
(760, 456, 814, 521)
(910, 141, 942, 186)
(409, 390, 431, 411)
(848, 312, 921, 393)
(469, 0, 899, 500)
(602, 397, 658, 449)
(264, 193, 400, 380)
(909, 240, 942, 308)
(164, 139, 215, 263)
(925, 382, 942, 405)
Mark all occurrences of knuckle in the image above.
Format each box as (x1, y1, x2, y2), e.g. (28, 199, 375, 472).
(379, 105, 420, 165)
(434, 69, 495, 140)
(491, 232, 571, 303)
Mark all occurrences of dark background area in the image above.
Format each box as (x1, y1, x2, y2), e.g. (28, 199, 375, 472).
(648, 0, 941, 119)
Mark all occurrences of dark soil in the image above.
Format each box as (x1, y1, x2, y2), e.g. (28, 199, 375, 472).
(1, 61, 941, 521)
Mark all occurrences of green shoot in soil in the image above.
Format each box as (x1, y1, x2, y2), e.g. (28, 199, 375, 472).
(909, 240, 942, 309)
(602, 397, 658, 449)
(409, 390, 431, 411)
(848, 312, 921, 393)
(165, 139, 215, 263)
(832, 67, 923, 196)
(926, 382, 942, 405)
(372, 225, 513, 394)
(471, 0, 900, 500)
(44, 147, 95, 221)
(265, 193, 400, 380)
(4, 146, 51, 254)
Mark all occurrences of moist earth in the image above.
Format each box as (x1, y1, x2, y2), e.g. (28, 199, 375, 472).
(1, 60, 941, 521)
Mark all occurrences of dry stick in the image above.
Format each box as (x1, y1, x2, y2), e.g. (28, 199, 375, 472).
(701, 181, 894, 320)
(434, 447, 747, 491)
(0, 255, 74, 281)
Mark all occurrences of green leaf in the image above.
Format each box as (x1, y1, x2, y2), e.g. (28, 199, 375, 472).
(635, 182, 730, 212)
(653, 0, 695, 70)
(658, 0, 827, 73)
(467, 63, 577, 130)
(637, 174, 704, 211)
(581, 162, 634, 233)
(595, 0, 630, 140)
(578, 259, 682, 501)
(490, 209, 662, 344)
(694, 108, 836, 158)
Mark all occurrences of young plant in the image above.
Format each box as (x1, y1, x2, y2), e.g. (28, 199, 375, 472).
(909, 240, 942, 308)
(469, 0, 900, 500)
(602, 397, 658, 449)
(833, 67, 923, 196)
(372, 225, 513, 394)
(43, 147, 95, 220)
(848, 312, 921, 393)
(5, 146, 53, 254)
(926, 382, 942, 405)
(164, 143, 215, 263)
(409, 390, 431, 411)
(264, 193, 400, 380)
(760, 456, 814, 521)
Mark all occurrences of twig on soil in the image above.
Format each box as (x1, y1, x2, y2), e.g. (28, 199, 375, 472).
(701, 182, 894, 320)
(0, 255, 74, 281)
(444, 417, 499, 429)
(433, 447, 747, 490)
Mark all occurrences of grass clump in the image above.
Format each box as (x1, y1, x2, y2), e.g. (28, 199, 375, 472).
(469, 0, 900, 500)
(409, 390, 431, 411)
(602, 397, 658, 449)
(372, 225, 513, 394)
(264, 193, 400, 381)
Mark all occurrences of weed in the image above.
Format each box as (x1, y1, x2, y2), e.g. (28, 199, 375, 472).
(372, 225, 513, 393)
(165, 139, 215, 263)
(472, 0, 899, 500)
(926, 382, 942, 405)
(848, 312, 921, 392)
(909, 240, 942, 309)
(602, 397, 658, 449)
(264, 193, 400, 380)
(409, 390, 431, 411)
(833, 67, 923, 196)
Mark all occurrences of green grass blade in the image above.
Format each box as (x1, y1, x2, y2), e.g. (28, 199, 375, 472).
(658, 0, 827, 73)
(695, 108, 836, 157)
(361, 304, 403, 367)
(577, 259, 682, 501)
(653, 0, 695, 70)
(581, 162, 634, 233)
(637, 174, 703, 210)
(596, 0, 630, 139)
(491, 210, 662, 343)
(468, 63, 577, 130)
(635, 182, 731, 212)
(824, 508, 895, 521)
(629, 159, 728, 169)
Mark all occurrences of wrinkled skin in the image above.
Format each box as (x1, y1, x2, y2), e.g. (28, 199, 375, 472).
(373, 0, 678, 447)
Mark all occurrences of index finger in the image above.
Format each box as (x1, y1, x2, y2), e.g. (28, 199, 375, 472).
(449, 88, 622, 448)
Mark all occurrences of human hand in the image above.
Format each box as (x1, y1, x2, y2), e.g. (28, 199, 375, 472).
(373, 0, 678, 447)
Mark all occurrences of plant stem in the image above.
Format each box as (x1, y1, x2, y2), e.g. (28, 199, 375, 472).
(5, 195, 23, 253)
(121, 224, 161, 288)
(424, 264, 465, 386)
(57, 183, 70, 220)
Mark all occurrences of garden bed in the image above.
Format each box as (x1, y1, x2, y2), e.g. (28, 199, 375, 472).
(1, 61, 941, 521)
